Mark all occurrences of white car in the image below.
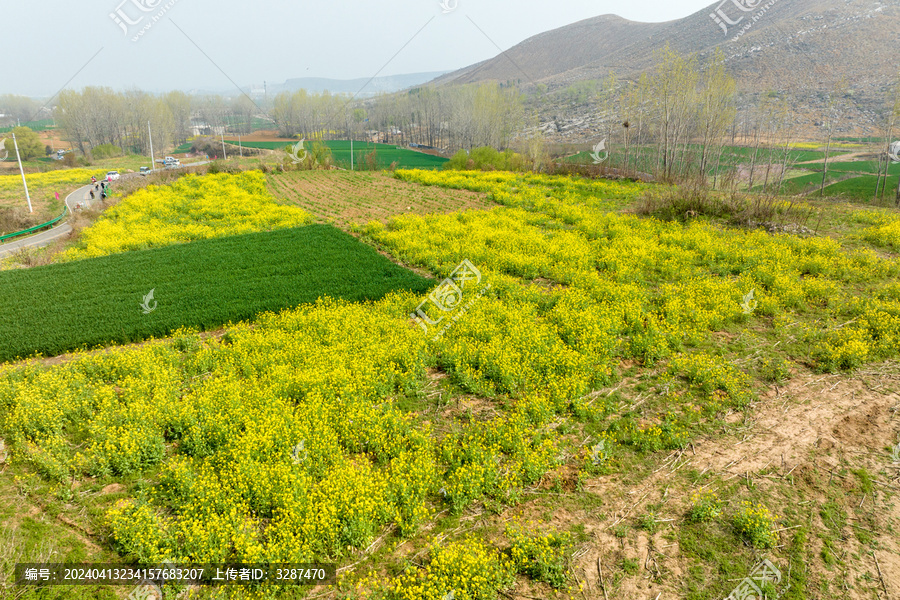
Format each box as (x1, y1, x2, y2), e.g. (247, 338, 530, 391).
(106, 171, 120, 181)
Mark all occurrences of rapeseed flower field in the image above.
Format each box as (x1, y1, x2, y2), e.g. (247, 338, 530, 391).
(2, 168, 899, 598)
(61, 171, 312, 259)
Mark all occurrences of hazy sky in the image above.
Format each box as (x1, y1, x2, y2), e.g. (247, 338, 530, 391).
(1, 0, 714, 98)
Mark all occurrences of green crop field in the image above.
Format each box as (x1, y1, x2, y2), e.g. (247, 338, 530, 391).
(818, 160, 900, 175)
(820, 174, 899, 199)
(225, 139, 449, 169)
(751, 171, 831, 195)
(0, 225, 432, 362)
(562, 145, 852, 173)
(0, 119, 55, 133)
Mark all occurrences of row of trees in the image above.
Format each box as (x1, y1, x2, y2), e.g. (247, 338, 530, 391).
(534, 44, 900, 201)
(270, 82, 524, 151)
(47, 82, 524, 158)
(565, 47, 743, 183)
(55, 88, 194, 156)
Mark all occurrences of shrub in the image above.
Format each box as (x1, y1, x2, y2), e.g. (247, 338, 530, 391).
(733, 501, 779, 548)
(758, 356, 791, 383)
(688, 490, 722, 523)
(92, 144, 123, 159)
(506, 522, 572, 588)
(391, 538, 514, 600)
(444, 147, 529, 172)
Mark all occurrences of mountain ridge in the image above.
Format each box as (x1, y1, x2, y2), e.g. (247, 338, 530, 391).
(428, 0, 900, 137)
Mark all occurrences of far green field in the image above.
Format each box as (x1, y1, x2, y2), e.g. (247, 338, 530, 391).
(562, 145, 853, 172)
(752, 171, 842, 195)
(817, 160, 900, 175)
(562, 143, 900, 201)
(0, 225, 433, 362)
(835, 136, 887, 143)
(0, 119, 55, 133)
(224, 139, 448, 170)
(772, 160, 900, 198)
(821, 174, 900, 200)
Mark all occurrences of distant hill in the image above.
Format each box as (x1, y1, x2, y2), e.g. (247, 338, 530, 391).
(432, 0, 900, 137)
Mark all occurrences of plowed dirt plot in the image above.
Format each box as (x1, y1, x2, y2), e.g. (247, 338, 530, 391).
(266, 170, 494, 227)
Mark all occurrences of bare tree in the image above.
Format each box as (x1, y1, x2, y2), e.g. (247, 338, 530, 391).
(819, 79, 847, 197)
(697, 48, 736, 185)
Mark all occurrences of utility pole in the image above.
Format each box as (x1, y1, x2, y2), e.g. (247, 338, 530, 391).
(148, 121, 155, 171)
(12, 132, 33, 213)
(220, 125, 227, 160)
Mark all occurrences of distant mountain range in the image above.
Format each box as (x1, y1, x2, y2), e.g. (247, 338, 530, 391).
(258, 72, 449, 97)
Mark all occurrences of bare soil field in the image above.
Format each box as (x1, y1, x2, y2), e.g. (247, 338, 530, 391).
(266, 169, 495, 227)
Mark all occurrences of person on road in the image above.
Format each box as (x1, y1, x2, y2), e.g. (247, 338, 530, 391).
(91, 176, 97, 185)
(90, 190, 95, 200)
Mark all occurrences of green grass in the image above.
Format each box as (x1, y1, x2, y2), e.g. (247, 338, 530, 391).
(0, 225, 433, 362)
(225, 139, 449, 169)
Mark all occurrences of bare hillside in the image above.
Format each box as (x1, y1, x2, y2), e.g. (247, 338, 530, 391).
(433, 0, 900, 139)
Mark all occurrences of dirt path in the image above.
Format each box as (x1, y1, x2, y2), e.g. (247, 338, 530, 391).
(555, 363, 900, 599)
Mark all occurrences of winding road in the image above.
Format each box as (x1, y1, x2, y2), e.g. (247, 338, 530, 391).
(0, 184, 99, 259)
(0, 162, 209, 260)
